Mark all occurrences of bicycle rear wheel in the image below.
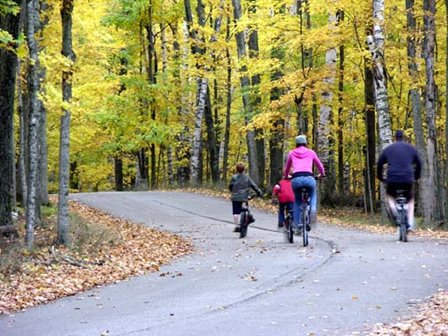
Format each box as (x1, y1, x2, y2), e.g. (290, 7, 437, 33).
(302, 208, 309, 247)
(285, 216, 294, 243)
(399, 213, 407, 242)
(240, 212, 248, 238)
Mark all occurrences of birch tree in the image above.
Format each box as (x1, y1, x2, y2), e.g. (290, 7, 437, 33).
(368, 0, 392, 149)
(318, 11, 337, 205)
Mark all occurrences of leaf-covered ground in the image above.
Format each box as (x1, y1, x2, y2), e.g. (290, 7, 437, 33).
(1, 190, 447, 336)
(0, 201, 192, 315)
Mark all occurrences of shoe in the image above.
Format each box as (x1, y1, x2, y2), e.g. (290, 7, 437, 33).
(278, 223, 284, 229)
(233, 226, 241, 233)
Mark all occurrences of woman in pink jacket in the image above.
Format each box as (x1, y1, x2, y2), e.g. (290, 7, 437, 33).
(284, 135, 325, 233)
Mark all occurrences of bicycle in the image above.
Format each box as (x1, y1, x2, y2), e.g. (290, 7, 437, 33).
(284, 208, 294, 243)
(298, 186, 312, 247)
(395, 190, 408, 242)
(239, 195, 255, 238)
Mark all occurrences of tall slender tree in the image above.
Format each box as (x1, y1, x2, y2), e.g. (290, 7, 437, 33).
(405, 0, 425, 216)
(422, 0, 439, 226)
(57, 0, 75, 245)
(318, 11, 337, 205)
(231, 0, 261, 185)
(25, 0, 42, 247)
(0, 0, 21, 233)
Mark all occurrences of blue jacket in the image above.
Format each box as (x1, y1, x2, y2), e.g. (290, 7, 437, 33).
(376, 141, 422, 183)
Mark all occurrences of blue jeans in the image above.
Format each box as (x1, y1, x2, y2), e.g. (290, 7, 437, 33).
(278, 202, 293, 225)
(291, 176, 317, 228)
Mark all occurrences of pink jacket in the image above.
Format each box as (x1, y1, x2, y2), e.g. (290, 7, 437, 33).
(272, 179, 295, 203)
(284, 146, 325, 177)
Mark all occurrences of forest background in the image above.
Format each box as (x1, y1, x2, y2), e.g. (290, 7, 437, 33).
(1, 0, 448, 248)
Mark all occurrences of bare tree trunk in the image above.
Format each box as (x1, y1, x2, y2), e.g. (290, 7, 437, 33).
(37, 0, 49, 206)
(114, 157, 123, 191)
(422, 0, 439, 226)
(368, 0, 392, 221)
(231, 0, 260, 185)
(145, 3, 158, 190)
(57, 0, 75, 246)
(445, 0, 448, 228)
(0, 0, 21, 229)
(406, 0, 425, 218)
(25, 0, 44, 247)
(337, 10, 346, 203)
(369, 0, 392, 149)
(248, 0, 265, 187)
(364, 58, 376, 213)
(318, 12, 337, 206)
(222, 16, 232, 183)
(269, 42, 285, 189)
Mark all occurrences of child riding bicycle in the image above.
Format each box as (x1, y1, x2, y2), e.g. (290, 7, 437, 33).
(229, 163, 263, 233)
(272, 176, 295, 229)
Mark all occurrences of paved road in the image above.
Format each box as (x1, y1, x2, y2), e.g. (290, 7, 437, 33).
(1, 191, 448, 336)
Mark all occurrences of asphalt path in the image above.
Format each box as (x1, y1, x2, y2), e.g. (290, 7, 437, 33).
(1, 191, 448, 336)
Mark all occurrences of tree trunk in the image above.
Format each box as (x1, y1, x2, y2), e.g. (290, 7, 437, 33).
(222, 16, 232, 183)
(248, 0, 265, 187)
(337, 11, 346, 203)
(25, 0, 43, 247)
(422, 0, 439, 226)
(145, 4, 158, 190)
(0, 0, 21, 229)
(37, 0, 49, 206)
(204, 84, 219, 182)
(368, 0, 392, 221)
(231, 0, 260, 185)
(57, 0, 75, 246)
(369, 0, 392, 149)
(269, 42, 285, 189)
(135, 148, 149, 190)
(364, 58, 376, 213)
(318, 12, 337, 206)
(406, 0, 425, 218)
(114, 157, 123, 191)
(445, 0, 448, 228)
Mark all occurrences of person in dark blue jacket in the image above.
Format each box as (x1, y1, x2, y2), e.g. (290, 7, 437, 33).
(376, 130, 422, 231)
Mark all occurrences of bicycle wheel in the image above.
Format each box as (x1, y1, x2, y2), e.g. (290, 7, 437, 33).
(302, 207, 309, 247)
(285, 216, 294, 243)
(397, 209, 407, 242)
(240, 212, 248, 238)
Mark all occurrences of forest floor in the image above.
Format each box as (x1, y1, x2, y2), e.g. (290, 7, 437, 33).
(0, 189, 447, 335)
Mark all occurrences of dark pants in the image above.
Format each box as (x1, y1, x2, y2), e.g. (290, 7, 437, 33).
(278, 202, 293, 225)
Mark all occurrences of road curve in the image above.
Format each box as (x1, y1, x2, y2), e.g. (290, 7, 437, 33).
(1, 191, 447, 336)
